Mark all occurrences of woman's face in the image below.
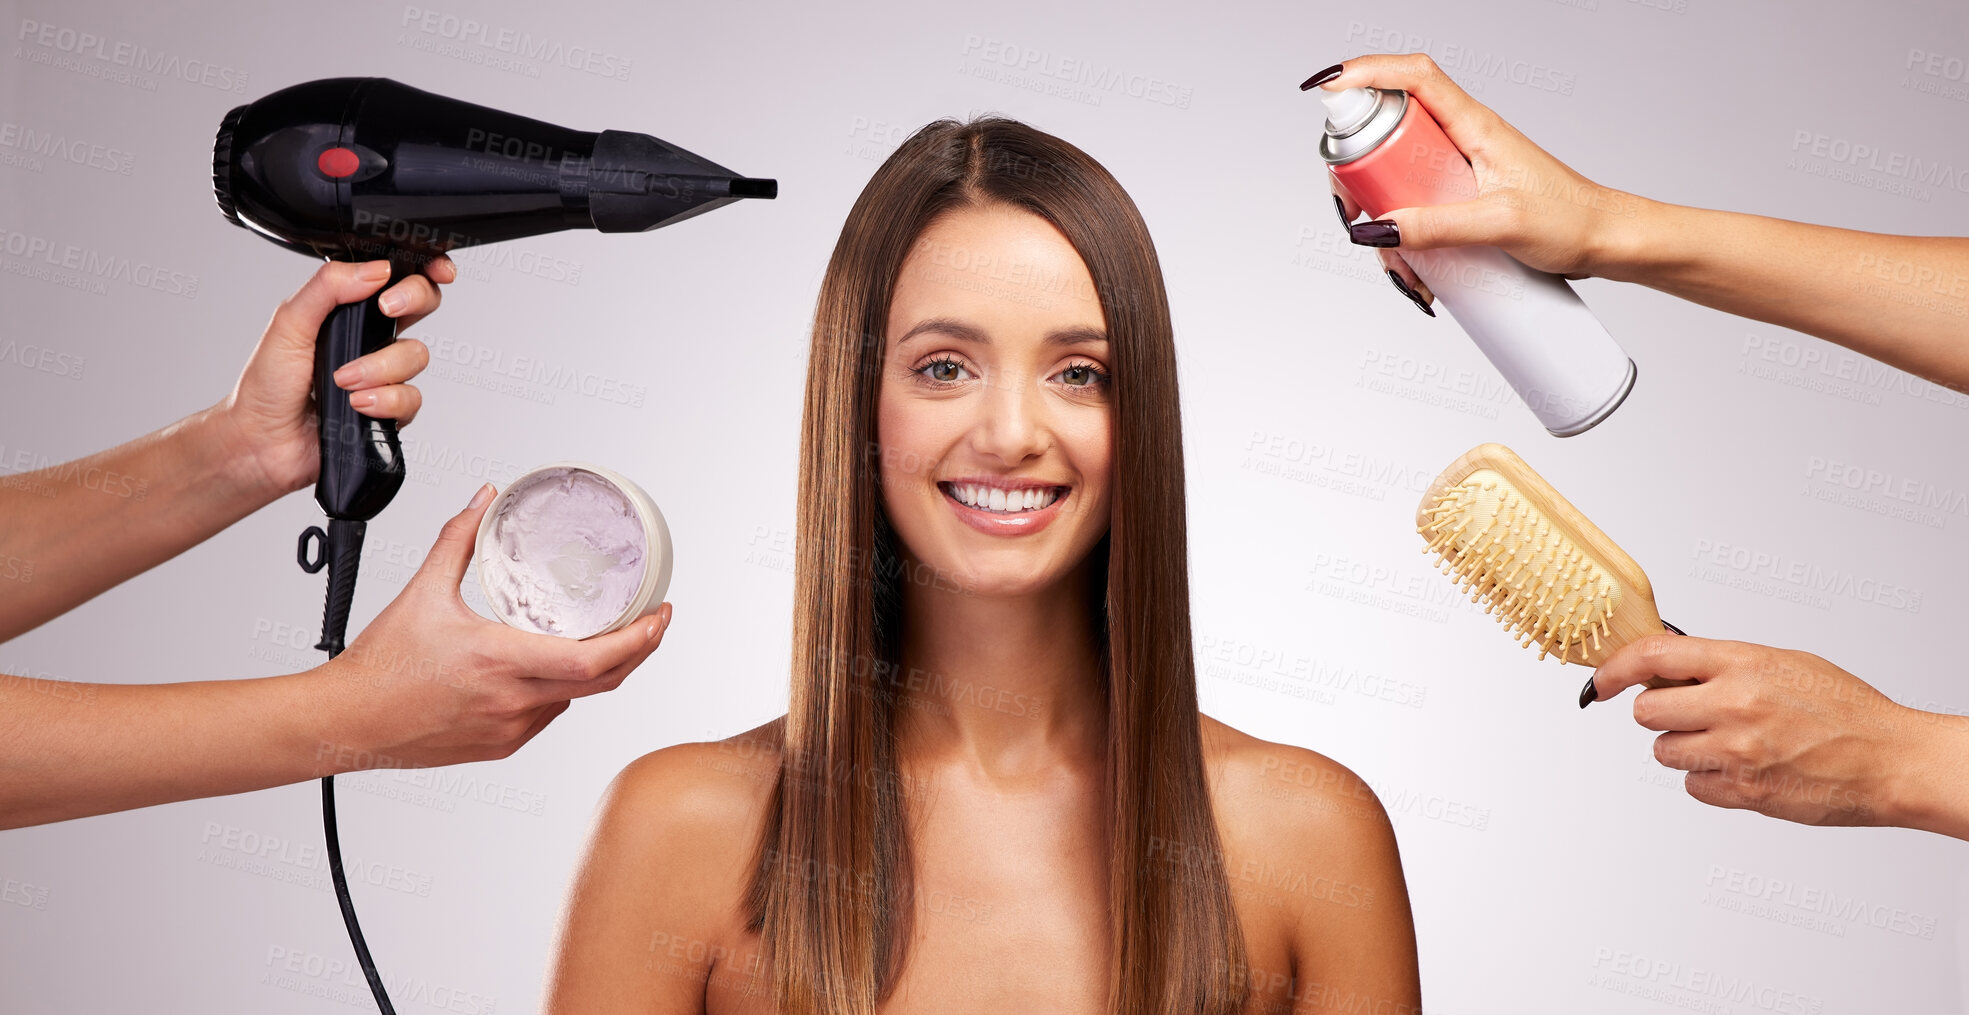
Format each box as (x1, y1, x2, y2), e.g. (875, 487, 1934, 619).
(876, 202, 1114, 598)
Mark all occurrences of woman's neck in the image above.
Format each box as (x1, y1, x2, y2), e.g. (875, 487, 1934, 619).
(890, 552, 1107, 781)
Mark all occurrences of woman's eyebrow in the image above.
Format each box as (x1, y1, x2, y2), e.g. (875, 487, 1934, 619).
(895, 317, 1108, 349)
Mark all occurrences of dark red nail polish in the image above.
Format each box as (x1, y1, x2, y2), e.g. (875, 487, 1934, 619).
(1386, 270, 1435, 317)
(1333, 194, 1351, 230)
(1299, 64, 1344, 91)
(1350, 219, 1400, 247)
(1578, 674, 1598, 709)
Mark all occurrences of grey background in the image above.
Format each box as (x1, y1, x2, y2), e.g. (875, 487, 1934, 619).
(4, 0, 1968, 1011)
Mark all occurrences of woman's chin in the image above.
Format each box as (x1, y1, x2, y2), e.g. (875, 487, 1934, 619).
(906, 554, 1059, 600)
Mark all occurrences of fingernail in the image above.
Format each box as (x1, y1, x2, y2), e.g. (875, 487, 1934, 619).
(332, 362, 363, 387)
(643, 619, 660, 642)
(1386, 270, 1436, 317)
(1350, 219, 1401, 247)
(378, 290, 406, 315)
(349, 390, 377, 408)
(1332, 194, 1351, 231)
(1299, 63, 1344, 91)
(359, 260, 390, 281)
(468, 483, 494, 510)
(1578, 674, 1599, 709)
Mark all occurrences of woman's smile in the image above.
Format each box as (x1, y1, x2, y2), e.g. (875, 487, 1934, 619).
(937, 478, 1071, 535)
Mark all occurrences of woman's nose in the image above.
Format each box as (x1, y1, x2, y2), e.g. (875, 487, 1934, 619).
(972, 368, 1049, 465)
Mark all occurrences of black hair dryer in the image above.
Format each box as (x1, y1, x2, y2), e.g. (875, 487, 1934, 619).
(210, 76, 773, 1015)
(213, 75, 774, 655)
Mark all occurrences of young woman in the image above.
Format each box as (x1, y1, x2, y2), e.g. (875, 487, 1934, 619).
(543, 117, 1421, 1015)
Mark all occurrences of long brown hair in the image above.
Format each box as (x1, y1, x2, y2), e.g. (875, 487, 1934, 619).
(745, 115, 1248, 1015)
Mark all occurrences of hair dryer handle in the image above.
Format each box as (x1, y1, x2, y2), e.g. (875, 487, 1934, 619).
(312, 258, 411, 521)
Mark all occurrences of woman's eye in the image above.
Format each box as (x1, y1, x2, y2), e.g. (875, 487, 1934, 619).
(1058, 362, 1109, 388)
(917, 356, 971, 383)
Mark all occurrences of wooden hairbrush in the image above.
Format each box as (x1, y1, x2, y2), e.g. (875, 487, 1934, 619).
(1417, 442, 1684, 668)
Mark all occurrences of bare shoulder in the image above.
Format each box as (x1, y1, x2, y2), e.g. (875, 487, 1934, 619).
(544, 718, 785, 1013)
(1199, 713, 1419, 1007)
(1199, 713, 1396, 851)
(588, 717, 785, 903)
(605, 717, 784, 832)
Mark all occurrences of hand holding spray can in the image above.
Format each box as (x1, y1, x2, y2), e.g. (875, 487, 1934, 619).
(1316, 85, 1636, 436)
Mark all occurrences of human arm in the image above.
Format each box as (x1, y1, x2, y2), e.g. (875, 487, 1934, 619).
(0, 487, 673, 829)
(0, 258, 450, 643)
(1586, 634, 1969, 840)
(1321, 53, 1969, 391)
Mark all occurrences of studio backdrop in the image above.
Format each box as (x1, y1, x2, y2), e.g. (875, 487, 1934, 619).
(3, 0, 1967, 1011)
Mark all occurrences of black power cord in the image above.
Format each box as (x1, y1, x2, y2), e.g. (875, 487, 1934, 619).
(299, 519, 398, 1015)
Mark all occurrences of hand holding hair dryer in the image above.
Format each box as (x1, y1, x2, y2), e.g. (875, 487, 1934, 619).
(215, 77, 772, 657)
(212, 76, 773, 1015)
(1314, 83, 1635, 436)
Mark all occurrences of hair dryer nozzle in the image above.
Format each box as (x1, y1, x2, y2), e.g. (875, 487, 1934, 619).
(587, 130, 775, 232)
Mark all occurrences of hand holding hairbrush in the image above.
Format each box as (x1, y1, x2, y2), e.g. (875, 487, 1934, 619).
(1415, 443, 1694, 701)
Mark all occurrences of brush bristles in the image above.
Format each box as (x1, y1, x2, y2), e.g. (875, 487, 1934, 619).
(1420, 474, 1620, 664)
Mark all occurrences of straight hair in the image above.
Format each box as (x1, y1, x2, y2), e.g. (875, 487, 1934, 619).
(745, 115, 1248, 1015)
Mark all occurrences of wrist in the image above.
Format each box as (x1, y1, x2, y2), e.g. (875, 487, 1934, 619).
(1885, 707, 1969, 839)
(199, 399, 296, 505)
(1582, 189, 1675, 283)
(305, 654, 429, 775)
(296, 661, 381, 777)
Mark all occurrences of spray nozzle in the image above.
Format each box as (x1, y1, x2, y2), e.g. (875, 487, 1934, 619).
(1319, 86, 1382, 136)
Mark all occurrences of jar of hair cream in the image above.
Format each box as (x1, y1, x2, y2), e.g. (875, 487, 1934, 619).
(473, 461, 673, 640)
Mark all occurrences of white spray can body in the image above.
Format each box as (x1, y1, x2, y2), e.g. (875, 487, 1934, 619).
(1320, 86, 1635, 435)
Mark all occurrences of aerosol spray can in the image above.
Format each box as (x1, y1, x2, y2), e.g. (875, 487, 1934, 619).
(1318, 86, 1636, 436)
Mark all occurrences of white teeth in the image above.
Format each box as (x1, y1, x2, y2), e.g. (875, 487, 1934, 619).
(947, 483, 1060, 514)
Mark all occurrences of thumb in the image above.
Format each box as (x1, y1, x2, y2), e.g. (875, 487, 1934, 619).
(1370, 200, 1519, 251)
(413, 483, 497, 593)
(264, 260, 395, 356)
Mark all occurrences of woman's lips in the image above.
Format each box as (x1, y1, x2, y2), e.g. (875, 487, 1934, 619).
(937, 482, 1069, 536)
